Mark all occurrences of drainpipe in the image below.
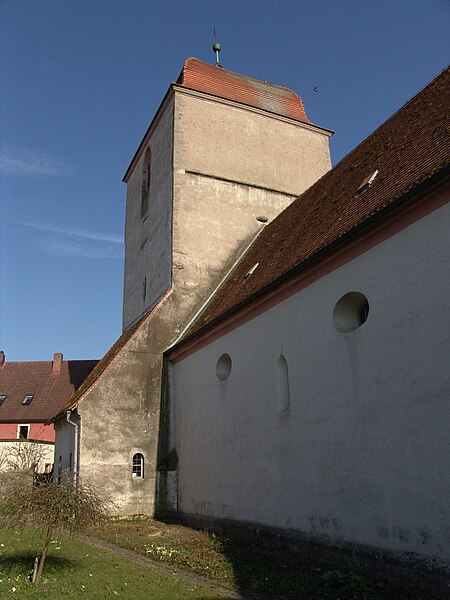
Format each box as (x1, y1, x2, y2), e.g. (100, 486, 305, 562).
(65, 410, 79, 485)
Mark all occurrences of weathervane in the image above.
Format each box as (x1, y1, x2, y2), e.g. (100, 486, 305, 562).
(212, 28, 221, 66)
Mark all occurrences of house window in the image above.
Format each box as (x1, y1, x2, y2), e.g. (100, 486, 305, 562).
(132, 453, 144, 479)
(141, 147, 151, 218)
(18, 425, 29, 439)
(0, 394, 6, 405)
(22, 394, 33, 405)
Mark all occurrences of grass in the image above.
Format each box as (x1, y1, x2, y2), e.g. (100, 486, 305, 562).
(93, 517, 442, 600)
(0, 526, 232, 599)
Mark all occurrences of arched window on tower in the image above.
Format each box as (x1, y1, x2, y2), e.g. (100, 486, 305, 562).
(141, 148, 151, 218)
(132, 453, 144, 479)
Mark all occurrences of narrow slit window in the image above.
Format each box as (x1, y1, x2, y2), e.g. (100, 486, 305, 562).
(132, 453, 144, 478)
(141, 148, 151, 218)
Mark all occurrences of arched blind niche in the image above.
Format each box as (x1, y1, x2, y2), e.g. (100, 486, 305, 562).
(276, 354, 291, 417)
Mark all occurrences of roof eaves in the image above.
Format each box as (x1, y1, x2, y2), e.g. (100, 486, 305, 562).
(174, 83, 332, 133)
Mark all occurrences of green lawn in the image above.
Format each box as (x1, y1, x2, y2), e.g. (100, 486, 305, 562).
(0, 526, 231, 599)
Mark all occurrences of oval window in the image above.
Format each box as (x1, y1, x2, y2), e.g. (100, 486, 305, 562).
(333, 292, 369, 332)
(216, 353, 232, 381)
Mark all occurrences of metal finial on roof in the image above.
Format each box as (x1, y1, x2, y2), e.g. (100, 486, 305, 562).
(212, 42, 221, 66)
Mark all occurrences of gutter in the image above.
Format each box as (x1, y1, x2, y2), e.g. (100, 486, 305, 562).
(65, 410, 79, 485)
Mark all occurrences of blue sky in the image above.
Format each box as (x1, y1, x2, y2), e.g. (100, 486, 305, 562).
(1, 0, 449, 361)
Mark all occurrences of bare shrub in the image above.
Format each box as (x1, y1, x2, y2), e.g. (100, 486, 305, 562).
(0, 471, 111, 585)
(3, 440, 47, 472)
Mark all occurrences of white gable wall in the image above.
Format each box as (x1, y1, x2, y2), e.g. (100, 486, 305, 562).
(172, 201, 450, 560)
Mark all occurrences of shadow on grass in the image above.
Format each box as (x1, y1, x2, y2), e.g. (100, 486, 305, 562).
(214, 532, 438, 600)
(0, 553, 76, 578)
(175, 527, 399, 600)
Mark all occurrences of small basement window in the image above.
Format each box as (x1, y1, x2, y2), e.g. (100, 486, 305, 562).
(22, 395, 33, 405)
(0, 394, 6, 405)
(18, 425, 29, 439)
(132, 453, 144, 479)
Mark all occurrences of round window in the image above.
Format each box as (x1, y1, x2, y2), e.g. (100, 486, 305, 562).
(216, 353, 232, 381)
(333, 292, 369, 332)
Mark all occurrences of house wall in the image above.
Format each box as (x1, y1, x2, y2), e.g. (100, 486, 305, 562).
(0, 439, 54, 472)
(0, 422, 55, 442)
(54, 416, 76, 478)
(172, 201, 450, 560)
(77, 336, 161, 516)
(122, 99, 174, 331)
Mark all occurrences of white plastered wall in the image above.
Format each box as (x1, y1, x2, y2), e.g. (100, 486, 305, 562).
(0, 440, 54, 473)
(54, 418, 76, 478)
(173, 201, 450, 560)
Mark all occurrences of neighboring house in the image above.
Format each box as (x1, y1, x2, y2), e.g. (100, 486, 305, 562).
(0, 351, 98, 473)
(52, 57, 449, 577)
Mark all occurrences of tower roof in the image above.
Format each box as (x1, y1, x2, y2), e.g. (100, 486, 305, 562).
(177, 57, 310, 124)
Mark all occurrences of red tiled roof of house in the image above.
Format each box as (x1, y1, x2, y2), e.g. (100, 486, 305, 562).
(177, 57, 311, 124)
(0, 357, 98, 423)
(183, 66, 450, 337)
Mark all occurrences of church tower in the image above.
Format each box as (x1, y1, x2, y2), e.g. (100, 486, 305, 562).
(65, 55, 332, 517)
(122, 56, 332, 332)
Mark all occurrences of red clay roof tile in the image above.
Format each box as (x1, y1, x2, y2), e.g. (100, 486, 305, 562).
(0, 359, 98, 423)
(177, 57, 310, 124)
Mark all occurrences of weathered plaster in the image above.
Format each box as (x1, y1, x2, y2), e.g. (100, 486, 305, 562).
(122, 100, 174, 331)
